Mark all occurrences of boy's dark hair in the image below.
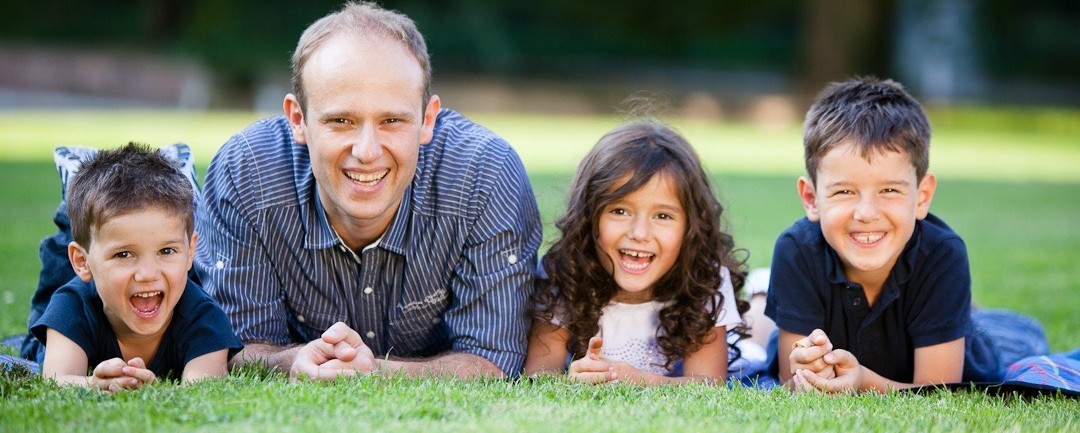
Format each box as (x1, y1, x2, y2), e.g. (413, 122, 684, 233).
(67, 142, 195, 248)
(803, 77, 931, 184)
(532, 121, 748, 370)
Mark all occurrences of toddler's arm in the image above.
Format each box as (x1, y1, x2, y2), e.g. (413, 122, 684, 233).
(182, 349, 230, 382)
(41, 328, 154, 392)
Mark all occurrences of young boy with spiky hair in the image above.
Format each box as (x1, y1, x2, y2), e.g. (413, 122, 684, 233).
(763, 77, 1045, 393)
(27, 143, 242, 391)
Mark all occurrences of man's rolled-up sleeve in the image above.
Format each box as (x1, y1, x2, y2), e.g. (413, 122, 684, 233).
(443, 146, 542, 376)
(194, 135, 292, 346)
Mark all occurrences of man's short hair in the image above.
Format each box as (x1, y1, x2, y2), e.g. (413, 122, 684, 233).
(290, 1, 432, 112)
(802, 77, 931, 184)
(67, 142, 195, 248)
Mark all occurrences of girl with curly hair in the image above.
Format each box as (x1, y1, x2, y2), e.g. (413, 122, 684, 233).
(523, 121, 750, 385)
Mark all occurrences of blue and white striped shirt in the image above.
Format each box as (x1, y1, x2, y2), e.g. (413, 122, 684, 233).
(194, 109, 543, 375)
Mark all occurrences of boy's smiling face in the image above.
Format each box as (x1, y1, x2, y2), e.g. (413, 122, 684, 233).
(68, 208, 196, 340)
(798, 140, 937, 288)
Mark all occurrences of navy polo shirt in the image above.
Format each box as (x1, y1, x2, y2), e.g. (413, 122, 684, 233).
(764, 214, 971, 383)
(30, 277, 243, 380)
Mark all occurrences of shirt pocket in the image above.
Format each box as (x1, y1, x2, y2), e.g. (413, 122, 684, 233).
(388, 287, 451, 355)
(285, 290, 345, 342)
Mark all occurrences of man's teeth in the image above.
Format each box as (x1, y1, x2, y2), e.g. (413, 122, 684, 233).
(854, 233, 884, 244)
(346, 169, 389, 184)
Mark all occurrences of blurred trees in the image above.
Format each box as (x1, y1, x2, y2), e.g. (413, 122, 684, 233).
(1, 0, 1075, 103)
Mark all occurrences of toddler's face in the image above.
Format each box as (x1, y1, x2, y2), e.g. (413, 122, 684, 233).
(69, 208, 196, 340)
(596, 172, 686, 303)
(799, 140, 935, 286)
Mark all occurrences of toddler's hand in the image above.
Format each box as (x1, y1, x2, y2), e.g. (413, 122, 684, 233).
(90, 357, 156, 392)
(122, 357, 158, 387)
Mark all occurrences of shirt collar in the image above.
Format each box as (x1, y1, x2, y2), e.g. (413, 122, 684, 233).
(378, 185, 412, 255)
(301, 179, 413, 256)
(297, 169, 339, 250)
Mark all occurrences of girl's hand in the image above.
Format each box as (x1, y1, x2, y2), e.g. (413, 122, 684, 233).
(568, 337, 617, 384)
(788, 329, 836, 379)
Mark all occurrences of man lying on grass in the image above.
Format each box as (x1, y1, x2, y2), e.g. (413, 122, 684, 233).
(193, 2, 541, 380)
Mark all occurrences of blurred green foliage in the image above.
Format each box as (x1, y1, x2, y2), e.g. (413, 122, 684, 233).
(2, 0, 1076, 86)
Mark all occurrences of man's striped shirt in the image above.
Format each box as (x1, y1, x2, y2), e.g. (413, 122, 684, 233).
(194, 109, 543, 375)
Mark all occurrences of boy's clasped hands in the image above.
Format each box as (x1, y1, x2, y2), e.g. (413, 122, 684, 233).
(788, 329, 864, 393)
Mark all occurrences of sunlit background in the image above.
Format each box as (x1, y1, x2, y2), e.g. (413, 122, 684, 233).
(1, 0, 1076, 115)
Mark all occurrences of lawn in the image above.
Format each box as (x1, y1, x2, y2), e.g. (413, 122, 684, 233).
(0, 108, 1077, 432)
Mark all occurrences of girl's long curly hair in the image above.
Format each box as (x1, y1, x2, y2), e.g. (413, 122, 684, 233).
(533, 121, 748, 370)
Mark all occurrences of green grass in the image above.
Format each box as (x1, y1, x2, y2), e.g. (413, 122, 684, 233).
(1, 108, 1078, 432)
(1, 365, 1077, 433)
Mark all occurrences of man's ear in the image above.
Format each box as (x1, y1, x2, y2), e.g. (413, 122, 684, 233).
(67, 242, 93, 283)
(797, 176, 820, 222)
(419, 95, 441, 145)
(915, 172, 937, 220)
(284, 94, 307, 145)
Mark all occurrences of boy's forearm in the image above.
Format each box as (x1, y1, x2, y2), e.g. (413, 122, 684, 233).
(857, 366, 918, 393)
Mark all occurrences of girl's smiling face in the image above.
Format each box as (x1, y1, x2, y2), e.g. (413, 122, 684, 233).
(596, 172, 687, 303)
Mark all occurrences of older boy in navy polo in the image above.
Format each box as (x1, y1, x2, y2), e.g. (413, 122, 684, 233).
(764, 78, 1000, 393)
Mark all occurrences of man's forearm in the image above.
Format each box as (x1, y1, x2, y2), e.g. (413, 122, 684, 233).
(376, 352, 505, 379)
(232, 343, 302, 374)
